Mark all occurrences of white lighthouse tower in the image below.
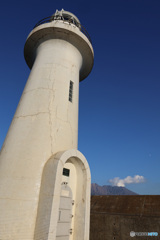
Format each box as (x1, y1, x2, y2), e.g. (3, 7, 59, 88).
(0, 9, 94, 240)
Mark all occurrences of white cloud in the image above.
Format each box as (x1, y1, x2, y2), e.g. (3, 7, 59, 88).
(109, 175, 146, 187)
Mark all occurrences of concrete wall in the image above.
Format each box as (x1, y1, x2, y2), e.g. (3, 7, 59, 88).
(90, 195, 160, 240)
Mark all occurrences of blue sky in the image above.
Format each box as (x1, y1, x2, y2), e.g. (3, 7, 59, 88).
(0, 0, 160, 194)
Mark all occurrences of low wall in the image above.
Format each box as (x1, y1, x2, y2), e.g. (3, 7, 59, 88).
(90, 195, 160, 240)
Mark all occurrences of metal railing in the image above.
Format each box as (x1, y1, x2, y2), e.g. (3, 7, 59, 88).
(33, 16, 92, 44)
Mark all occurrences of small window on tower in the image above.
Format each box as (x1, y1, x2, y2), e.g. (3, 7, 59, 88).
(69, 81, 74, 102)
(63, 168, 70, 177)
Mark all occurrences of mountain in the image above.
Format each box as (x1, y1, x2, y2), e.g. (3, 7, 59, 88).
(91, 183, 138, 195)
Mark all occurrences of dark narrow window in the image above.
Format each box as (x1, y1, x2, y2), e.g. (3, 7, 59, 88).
(69, 81, 74, 102)
(63, 168, 70, 177)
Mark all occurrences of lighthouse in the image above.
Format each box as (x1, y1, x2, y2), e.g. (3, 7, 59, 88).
(0, 9, 94, 240)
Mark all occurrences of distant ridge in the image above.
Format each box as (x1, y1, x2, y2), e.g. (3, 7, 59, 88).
(91, 183, 138, 195)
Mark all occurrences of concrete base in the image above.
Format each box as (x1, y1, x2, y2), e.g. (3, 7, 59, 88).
(0, 149, 91, 240)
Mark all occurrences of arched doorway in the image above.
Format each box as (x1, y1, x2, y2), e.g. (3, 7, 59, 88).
(34, 149, 91, 240)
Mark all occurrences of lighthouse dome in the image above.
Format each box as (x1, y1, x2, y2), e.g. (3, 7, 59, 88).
(51, 9, 81, 28)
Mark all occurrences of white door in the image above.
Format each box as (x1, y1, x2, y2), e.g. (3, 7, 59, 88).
(56, 183, 73, 240)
